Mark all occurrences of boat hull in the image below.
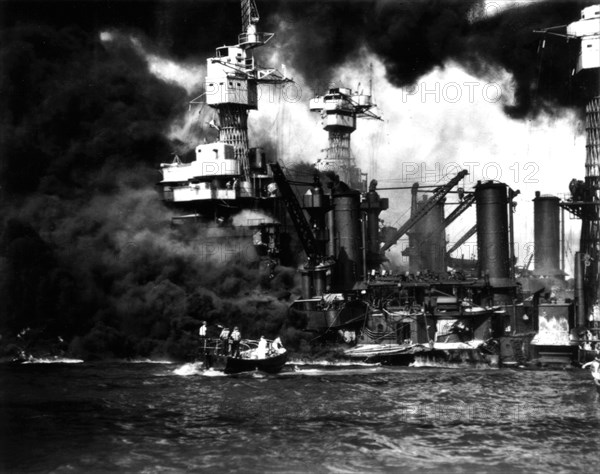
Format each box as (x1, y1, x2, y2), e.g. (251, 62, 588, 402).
(224, 351, 288, 374)
(203, 351, 288, 374)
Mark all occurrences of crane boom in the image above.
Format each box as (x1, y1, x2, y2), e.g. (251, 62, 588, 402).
(446, 224, 477, 256)
(380, 170, 469, 252)
(443, 192, 476, 227)
(269, 163, 319, 264)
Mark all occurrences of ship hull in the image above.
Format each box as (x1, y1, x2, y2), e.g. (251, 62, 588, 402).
(344, 342, 498, 367)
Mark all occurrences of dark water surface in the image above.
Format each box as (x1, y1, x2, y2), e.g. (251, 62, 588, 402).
(1, 361, 599, 473)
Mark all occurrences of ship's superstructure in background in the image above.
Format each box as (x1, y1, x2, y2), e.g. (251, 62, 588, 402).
(529, 4, 600, 364)
(309, 79, 381, 192)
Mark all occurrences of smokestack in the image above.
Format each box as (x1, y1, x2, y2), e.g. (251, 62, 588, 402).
(404, 183, 421, 272)
(533, 191, 562, 277)
(415, 197, 446, 273)
(300, 270, 313, 300)
(332, 188, 362, 291)
(475, 181, 512, 286)
(361, 180, 388, 271)
(303, 179, 331, 259)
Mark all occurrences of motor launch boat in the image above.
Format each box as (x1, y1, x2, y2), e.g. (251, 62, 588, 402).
(201, 338, 288, 374)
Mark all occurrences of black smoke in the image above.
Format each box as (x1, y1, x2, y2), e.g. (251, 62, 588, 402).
(0, 1, 299, 360)
(268, 0, 597, 118)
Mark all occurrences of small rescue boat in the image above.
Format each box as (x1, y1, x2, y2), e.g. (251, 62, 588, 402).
(200, 338, 288, 374)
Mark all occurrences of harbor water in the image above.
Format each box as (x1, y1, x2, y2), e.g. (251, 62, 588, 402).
(1, 361, 599, 473)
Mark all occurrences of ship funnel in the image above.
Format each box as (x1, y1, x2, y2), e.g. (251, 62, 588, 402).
(475, 181, 512, 286)
(533, 192, 562, 278)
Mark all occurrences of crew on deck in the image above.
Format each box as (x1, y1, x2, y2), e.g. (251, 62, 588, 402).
(219, 326, 231, 355)
(230, 327, 242, 358)
(199, 321, 207, 338)
(257, 336, 268, 358)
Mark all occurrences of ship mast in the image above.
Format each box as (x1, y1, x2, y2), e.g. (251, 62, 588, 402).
(205, 0, 285, 181)
(309, 70, 381, 192)
(581, 93, 600, 320)
(160, 1, 289, 210)
(541, 5, 600, 325)
(568, 6, 600, 323)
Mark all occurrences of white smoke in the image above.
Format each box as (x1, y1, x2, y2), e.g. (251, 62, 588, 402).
(99, 30, 205, 95)
(330, 52, 584, 273)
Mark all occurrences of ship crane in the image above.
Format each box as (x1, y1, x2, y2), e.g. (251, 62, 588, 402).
(443, 192, 476, 227)
(443, 192, 477, 258)
(388, 185, 476, 270)
(446, 225, 477, 257)
(269, 162, 320, 266)
(380, 170, 469, 253)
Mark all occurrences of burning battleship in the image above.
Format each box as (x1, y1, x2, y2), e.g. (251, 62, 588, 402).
(159, 1, 600, 367)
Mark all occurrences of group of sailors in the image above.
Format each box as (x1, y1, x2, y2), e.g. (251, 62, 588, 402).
(198, 321, 283, 359)
(217, 325, 242, 358)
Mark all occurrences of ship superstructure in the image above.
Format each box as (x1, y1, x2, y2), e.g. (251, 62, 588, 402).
(564, 3, 600, 274)
(159, 0, 289, 216)
(309, 80, 381, 192)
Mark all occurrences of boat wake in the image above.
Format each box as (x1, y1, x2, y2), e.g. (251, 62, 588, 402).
(172, 363, 231, 377)
(22, 357, 84, 364)
(282, 365, 384, 377)
(410, 358, 493, 369)
(173, 362, 204, 376)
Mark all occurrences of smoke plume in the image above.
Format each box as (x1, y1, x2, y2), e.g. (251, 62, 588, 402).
(269, 0, 597, 118)
(0, 3, 299, 360)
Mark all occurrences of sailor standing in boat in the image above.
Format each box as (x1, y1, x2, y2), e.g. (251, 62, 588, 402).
(230, 327, 242, 358)
(257, 336, 268, 358)
(199, 321, 208, 354)
(219, 326, 231, 355)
